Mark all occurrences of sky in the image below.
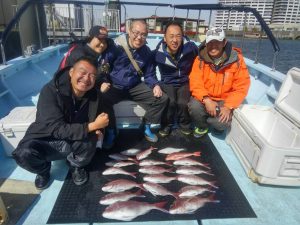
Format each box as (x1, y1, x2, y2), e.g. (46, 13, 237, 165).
(119, 0, 219, 23)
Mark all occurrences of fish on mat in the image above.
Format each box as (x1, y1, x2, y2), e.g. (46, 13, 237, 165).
(175, 166, 214, 176)
(102, 179, 145, 193)
(139, 166, 173, 175)
(102, 167, 137, 178)
(177, 174, 218, 188)
(99, 189, 145, 205)
(166, 152, 201, 161)
(169, 195, 220, 214)
(108, 153, 138, 163)
(158, 147, 186, 154)
(143, 174, 177, 184)
(177, 185, 215, 198)
(120, 148, 141, 156)
(139, 159, 172, 167)
(102, 200, 168, 221)
(136, 146, 157, 161)
(143, 182, 177, 198)
(173, 158, 211, 169)
(105, 160, 136, 167)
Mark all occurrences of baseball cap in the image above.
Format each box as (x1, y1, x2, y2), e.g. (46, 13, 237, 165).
(205, 27, 225, 43)
(89, 25, 108, 39)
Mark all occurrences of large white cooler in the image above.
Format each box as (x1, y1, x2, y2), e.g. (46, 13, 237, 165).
(226, 67, 300, 186)
(0, 107, 36, 156)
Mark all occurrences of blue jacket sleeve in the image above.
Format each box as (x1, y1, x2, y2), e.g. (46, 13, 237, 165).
(143, 52, 159, 88)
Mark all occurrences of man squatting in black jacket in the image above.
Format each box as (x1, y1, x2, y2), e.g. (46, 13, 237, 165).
(12, 57, 109, 190)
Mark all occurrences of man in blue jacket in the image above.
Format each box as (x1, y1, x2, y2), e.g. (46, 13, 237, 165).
(154, 21, 198, 137)
(102, 20, 168, 144)
(12, 57, 109, 189)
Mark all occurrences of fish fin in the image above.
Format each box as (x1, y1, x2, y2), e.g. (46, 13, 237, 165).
(205, 171, 214, 176)
(150, 146, 158, 150)
(210, 181, 219, 189)
(208, 194, 221, 203)
(202, 163, 211, 169)
(194, 152, 201, 157)
(167, 168, 175, 173)
(139, 184, 146, 191)
(134, 189, 143, 196)
(165, 162, 173, 167)
(153, 201, 168, 211)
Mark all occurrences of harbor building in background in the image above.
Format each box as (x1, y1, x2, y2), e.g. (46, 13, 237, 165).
(215, 0, 300, 33)
(272, 0, 300, 24)
(215, 0, 274, 30)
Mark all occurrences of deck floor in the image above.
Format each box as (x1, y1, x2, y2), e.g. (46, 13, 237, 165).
(1, 131, 299, 225)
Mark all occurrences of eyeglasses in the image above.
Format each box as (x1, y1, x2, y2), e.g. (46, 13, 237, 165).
(77, 68, 96, 79)
(131, 30, 148, 39)
(206, 28, 223, 36)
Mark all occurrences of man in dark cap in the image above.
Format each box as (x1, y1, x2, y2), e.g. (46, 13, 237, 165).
(59, 25, 117, 93)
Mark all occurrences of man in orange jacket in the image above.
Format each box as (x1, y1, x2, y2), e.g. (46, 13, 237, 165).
(188, 27, 250, 138)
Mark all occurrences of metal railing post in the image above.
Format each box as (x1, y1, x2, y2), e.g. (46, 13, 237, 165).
(172, 7, 175, 20)
(196, 10, 201, 37)
(50, 4, 56, 45)
(184, 9, 189, 36)
(0, 42, 7, 65)
(254, 32, 263, 64)
(35, 3, 43, 51)
(154, 6, 160, 33)
(91, 5, 94, 27)
(271, 51, 278, 71)
(208, 10, 212, 27)
(226, 10, 231, 30)
(80, 5, 83, 38)
(240, 12, 247, 51)
(68, 4, 72, 33)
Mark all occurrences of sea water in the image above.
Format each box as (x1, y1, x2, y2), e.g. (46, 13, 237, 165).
(230, 38, 300, 74)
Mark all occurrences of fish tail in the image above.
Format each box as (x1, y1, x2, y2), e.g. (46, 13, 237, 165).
(172, 192, 179, 199)
(167, 168, 175, 173)
(165, 162, 173, 167)
(153, 201, 168, 213)
(193, 151, 201, 157)
(208, 194, 220, 203)
(202, 163, 211, 169)
(133, 158, 139, 164)
(205, 171, 214, 176)
(130, 172, 137, 178)
(138, 183, 146, 191)
(209, 181, 219, 189)
(135, 189, 146, 197)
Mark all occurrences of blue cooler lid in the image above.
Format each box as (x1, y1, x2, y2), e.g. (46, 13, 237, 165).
(275, 67, 300, 128)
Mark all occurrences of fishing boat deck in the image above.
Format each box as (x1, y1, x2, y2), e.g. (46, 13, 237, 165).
(1, 132, 300, 225)
(0, 38, 299, 225)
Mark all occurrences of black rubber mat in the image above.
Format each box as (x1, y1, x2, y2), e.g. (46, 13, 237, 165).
(48, 129, 256, 224)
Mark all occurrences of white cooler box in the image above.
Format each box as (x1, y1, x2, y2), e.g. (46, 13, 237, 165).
(226, 67, 300, 186)
(114, 101, 145, 128)
(0, 107, 36, 156)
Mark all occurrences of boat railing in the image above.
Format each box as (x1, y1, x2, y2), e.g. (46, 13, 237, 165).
(1, 1, 281, 71)
(0, 0, 121, 65)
